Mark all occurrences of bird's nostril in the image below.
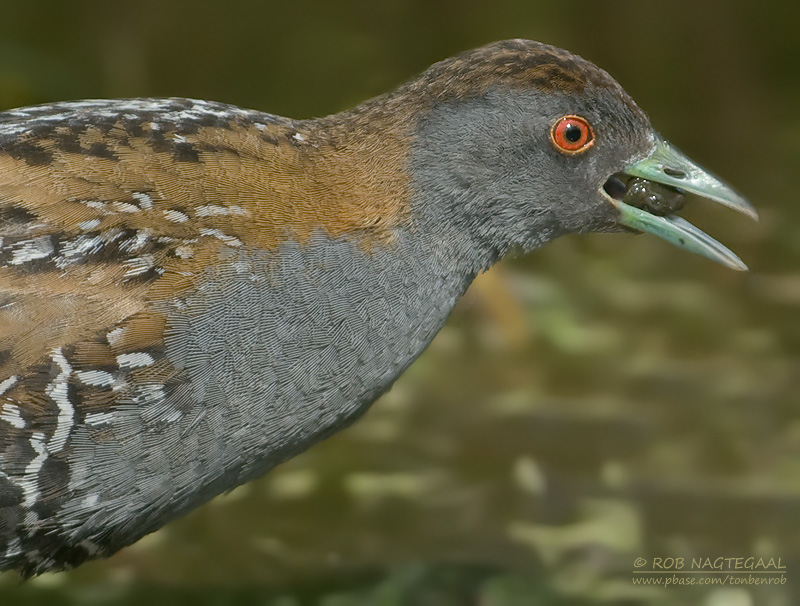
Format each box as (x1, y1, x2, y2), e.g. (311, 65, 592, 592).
(603, 175, 627, 200)
(663, 167, 687, 178)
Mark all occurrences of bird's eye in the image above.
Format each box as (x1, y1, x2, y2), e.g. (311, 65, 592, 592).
(550, 115, 594, 154)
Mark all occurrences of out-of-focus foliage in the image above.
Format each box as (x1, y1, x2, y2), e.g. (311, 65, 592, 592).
(1, 1, 798, 604)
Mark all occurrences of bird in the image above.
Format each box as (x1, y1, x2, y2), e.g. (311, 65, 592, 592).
(0, 39, 756, 577)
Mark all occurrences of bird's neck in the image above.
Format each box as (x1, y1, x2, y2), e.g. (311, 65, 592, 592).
(298, 96, 507, 278)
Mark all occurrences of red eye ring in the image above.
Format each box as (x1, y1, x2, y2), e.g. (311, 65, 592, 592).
(550, 115, 594, 154)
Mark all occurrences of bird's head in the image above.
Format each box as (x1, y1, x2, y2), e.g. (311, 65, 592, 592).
(407, 39, 756, 270)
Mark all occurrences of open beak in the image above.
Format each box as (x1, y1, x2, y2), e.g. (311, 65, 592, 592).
(607, 135, 757, 271)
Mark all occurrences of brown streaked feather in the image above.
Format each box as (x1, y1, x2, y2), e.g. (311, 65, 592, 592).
(0, 97, 413, 373)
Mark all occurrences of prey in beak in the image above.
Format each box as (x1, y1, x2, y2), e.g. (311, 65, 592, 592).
(603, 136, 757, 271)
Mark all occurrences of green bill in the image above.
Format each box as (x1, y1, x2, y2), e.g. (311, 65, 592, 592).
(611, 135, 757, 270)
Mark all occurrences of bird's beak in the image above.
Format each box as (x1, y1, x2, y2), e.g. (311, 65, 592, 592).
(608, 135, 757, 271)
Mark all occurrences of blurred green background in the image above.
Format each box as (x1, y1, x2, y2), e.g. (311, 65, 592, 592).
(0, 0, 798, 604)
